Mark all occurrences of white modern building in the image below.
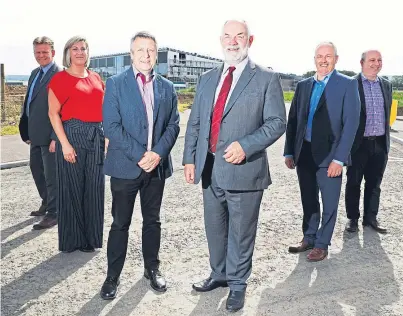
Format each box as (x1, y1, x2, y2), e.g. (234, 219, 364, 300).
(89, 47, 222, 88)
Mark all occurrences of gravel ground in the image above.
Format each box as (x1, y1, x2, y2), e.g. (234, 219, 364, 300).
(2, 136, 403, 316)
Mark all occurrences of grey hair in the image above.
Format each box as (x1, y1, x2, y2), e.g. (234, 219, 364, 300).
(33, 36, 55, 50)
(361, 50, 381, 62)
(62, 36, 90, 68)
(222, 19, 251, 37)
(315, 41, 338, 56)
(130, 31, 157, 51)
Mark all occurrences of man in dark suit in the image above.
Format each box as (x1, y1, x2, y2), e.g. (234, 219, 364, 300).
(100, 32, 180, 300)
(19, 36, 61, 230)
(345, 50, 392, 234)
(183, 20, 286, 312)
(284, 42, 360, 262)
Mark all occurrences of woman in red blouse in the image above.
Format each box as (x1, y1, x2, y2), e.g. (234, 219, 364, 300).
(48, 36, 105, 253)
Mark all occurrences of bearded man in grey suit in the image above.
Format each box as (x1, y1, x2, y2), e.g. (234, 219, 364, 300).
(19, 36, 62, 230)
(182, 20, 286, 312)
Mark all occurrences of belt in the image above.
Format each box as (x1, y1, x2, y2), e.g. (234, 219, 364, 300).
(87, 125, 104, 165)
(363, 135, 384, 141)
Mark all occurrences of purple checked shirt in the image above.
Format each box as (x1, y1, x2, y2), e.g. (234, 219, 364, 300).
(362, 74, 385, 137)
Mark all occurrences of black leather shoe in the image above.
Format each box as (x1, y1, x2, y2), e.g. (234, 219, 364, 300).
(33, 216, 57, 230)
(30, 205, 47, 216)
(144, 268, 167, 292)
(346, 219, 359, 232)
(100, 276, 120, 300)
(363, 220, 387, 234)
(192, 277, 228, 292)
(226, 290, 245, 312)
(79, 245, 95, 252)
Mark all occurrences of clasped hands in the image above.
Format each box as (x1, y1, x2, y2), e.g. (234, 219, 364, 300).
(138, 151, 161, 173)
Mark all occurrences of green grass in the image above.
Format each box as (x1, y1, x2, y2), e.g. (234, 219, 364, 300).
(178, 103, 191, 113)
(0, 125, 19, 136)
(393, 91, 403, 107)
(283, 91, 295, 102)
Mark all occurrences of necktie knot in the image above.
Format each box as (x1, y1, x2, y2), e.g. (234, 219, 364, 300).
(137, 73, 146, 85)
(228, 66, 236, 75)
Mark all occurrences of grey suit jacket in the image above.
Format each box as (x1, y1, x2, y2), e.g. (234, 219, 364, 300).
(183, 59, 286, 190)
(19, 63, 62, 146)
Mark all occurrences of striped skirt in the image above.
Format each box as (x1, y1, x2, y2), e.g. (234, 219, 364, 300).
(55, 119, 105, 252)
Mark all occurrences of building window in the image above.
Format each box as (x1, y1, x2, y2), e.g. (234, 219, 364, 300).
(98, 58, 106, 67)
(90, 59, 98, 68)
(158, 52, 167, 63)
(123, 55, 131, 66)
(107, 57, 115, 67)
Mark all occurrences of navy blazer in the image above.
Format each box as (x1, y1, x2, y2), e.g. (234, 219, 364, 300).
(284, 70, 361, 167)
(103, 67, 180, 180)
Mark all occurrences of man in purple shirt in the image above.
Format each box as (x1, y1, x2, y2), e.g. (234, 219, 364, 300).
(345, 50, 393, 234)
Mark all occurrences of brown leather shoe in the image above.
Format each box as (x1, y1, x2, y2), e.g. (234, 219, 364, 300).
(288, 240, 314, 253)
(307, 248, 328, 262)
(30, 205, 47, 216)
(33, 216, 57, 230)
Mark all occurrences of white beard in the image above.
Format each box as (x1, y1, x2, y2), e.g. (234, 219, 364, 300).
(223, 45, 248, 65)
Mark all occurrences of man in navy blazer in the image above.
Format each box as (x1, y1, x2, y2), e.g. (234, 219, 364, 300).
(101, 32, 180, 299)
(284, 42, 360, 261)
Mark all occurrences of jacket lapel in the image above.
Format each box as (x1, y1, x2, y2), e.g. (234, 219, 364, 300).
(304, 78, 314, 118)
(30, 63, 56, 103)
(222, 60, 256, 118)
(125, 67, 147, 122)
(379, 77, 391, 124)
(315, 70, 339, 113)
(206, 65, 223, 115)
(153, 74, 162, 123)
(356, 74, 366, 115)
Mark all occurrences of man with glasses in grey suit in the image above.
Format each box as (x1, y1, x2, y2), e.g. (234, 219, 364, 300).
(183, 20, 286, 312)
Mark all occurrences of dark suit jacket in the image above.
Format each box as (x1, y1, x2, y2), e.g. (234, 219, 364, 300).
(103, 67, 180, 180)
(284, 70, 361, 167)
(19, 63, 62, 146)
(351, 73, 392, 154)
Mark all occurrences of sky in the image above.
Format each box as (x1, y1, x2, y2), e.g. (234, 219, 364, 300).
(0, 0, 402, 76)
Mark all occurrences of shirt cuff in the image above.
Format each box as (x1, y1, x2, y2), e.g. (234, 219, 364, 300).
(284, 155, 293, 158)
(332, 159, 344, 166)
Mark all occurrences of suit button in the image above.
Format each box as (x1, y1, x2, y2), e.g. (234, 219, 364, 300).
(144, 125, 147, 129)
(206, 138, 209, 141)
(143, 144, 146, 147)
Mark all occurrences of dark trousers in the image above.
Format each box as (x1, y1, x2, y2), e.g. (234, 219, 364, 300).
(30, 144, 56, 217)
(345, 136, 388, 222)
(107, 170, 165, 278)
(296, 142, 342, 249)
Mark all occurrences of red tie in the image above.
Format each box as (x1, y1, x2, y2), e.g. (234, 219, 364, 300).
(137, 73, 146, 84)
(209, 66, 236, 153)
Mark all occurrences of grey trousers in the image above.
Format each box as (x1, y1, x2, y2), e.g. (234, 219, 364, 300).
(202, 154, 263, 291)
(30, 144, 57, 217)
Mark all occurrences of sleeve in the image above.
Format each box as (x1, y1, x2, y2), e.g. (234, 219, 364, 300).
(48, 72, 69, 105)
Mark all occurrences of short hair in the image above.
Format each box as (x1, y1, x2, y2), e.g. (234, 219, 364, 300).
(361, 50, 381, 62)
(315, 41, 338, 56)
(62, 36, 90, 68)
(130, 31, 157, 50)
(33, 36, 55, 50)
(222, 19, 251, 37)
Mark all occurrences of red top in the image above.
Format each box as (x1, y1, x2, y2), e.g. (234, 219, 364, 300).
(48, 70, 104, 122)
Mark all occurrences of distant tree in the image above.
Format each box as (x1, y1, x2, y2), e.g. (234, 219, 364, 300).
(302, 71, 315, 78)
(391, 76, 403, 90)
(338, 70, 357, 77)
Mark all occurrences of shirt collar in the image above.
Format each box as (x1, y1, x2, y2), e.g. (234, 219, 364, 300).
(314, 69, 334, 84)
(223, 56, 249, 76)
(133, 65, 155, 82)
(361, 73, 379, 82)
(41, 61, 54, 74)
